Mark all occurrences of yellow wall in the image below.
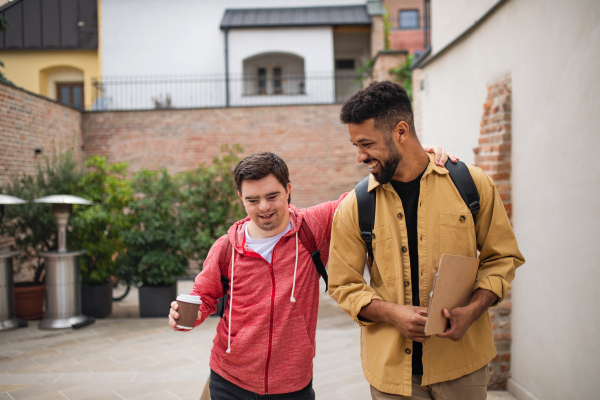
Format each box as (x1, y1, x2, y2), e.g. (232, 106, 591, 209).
(0, 50, 99, 109)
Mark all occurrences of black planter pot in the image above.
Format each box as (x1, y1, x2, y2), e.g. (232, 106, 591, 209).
(138, 283, 177, 318)
(81, 282, 112, 318)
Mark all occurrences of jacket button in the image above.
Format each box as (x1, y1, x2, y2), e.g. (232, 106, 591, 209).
(460, 215, 466, 222)
(405, 348, 411, 355)
(402, 246, 407, 253)
(404, 280, 410, 287)
(397, 213, 403, 219)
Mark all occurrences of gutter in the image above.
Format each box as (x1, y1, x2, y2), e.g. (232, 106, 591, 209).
(410, 46, 431, 70)
(411, 0, 509, 70)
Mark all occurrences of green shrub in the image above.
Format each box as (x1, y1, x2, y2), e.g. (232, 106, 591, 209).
(68, 156, 133, 285)
(117, 145, 244, 286)
(0, 148, 84, 280)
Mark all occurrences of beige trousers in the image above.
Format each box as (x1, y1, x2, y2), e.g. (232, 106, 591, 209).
(370, 366, 489, 400)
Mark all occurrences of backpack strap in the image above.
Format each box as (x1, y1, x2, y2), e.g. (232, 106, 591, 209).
(444, 160, 480, 220)
(298, 219, 328, 292)
(218, 234, 232, 318)
(355, 176, 376, 263)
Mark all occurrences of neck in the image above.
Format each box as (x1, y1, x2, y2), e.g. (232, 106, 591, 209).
(392, 140, 430, 183)
(247, 210, 290, 239)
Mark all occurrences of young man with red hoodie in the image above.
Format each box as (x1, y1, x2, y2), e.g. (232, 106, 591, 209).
(168, 149, 454, 399)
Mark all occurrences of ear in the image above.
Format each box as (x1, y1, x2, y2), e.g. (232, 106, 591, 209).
(237, 191, 242, 201)
(286, 183, 292, 200)
(395, 121, 411, 144)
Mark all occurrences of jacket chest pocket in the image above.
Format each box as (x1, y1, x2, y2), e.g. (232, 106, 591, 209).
(439, 211, 477, 259)
(371, 225, 399, 283)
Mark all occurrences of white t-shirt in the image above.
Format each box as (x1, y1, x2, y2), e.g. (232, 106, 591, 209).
(244, 221, 291, 263)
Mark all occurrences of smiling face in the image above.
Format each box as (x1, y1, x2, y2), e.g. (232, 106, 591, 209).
(349, 119, 403, 185)
(239, 174, 292, 238)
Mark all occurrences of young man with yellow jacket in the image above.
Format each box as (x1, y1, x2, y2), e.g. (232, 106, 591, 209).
(328, 81, 525, 400)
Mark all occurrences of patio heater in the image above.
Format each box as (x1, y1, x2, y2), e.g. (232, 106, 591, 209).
(34, 195, 94, 330)
(0, 195, 27, 331)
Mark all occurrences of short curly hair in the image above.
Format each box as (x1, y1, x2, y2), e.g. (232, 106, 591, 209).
(340, 81, 415, 135)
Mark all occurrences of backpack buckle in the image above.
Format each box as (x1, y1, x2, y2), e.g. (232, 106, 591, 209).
(361, 231, 372, 243)
(468, 201, 480, 216)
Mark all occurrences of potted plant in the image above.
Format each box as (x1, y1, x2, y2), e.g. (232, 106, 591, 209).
(68, 156, 132, 318)
(0, 149, 84, 319)
(117, 168, 188, 318)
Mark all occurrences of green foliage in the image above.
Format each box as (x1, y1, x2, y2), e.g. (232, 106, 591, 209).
(389, 53, 417, 100)
(68, 156, 133, 285)
(356, 57, 376, 81)
(383, 9, 392, 50)
(117, 145, 244, 286)
(117, 168, 186, 286)
(176, 144, 245, 262)
(0, 148, 84, 278)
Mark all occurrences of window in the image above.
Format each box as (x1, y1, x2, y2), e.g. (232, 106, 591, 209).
(335, 59, 355, 70)
(273, 67, 282, 94)
(57, 83, 84, 109)
(257, 68, 267, 95)
(399, 10, 419, 29)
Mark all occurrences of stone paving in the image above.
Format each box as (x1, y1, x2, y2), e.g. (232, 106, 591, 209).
(0, 281, 516, 399)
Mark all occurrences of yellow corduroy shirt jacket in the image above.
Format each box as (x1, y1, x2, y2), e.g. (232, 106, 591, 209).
(328, 153, 525, 396)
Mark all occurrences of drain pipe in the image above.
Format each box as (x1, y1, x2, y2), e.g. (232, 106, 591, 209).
(224, 28, 230, 107)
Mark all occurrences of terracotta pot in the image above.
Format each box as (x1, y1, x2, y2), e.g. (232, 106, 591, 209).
(14, 283, 45, 320)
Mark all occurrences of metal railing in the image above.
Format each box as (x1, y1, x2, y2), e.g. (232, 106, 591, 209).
(91, 72, 367, 111)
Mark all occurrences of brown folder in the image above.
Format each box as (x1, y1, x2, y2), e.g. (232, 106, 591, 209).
(424, 254, 480, 336)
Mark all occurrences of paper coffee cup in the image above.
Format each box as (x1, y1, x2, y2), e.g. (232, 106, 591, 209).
(175, 294, 202, 329)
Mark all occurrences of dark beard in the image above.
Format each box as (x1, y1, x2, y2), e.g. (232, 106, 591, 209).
(372, 139, 402, 185)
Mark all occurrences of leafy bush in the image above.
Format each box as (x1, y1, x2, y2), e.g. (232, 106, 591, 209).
(389, 53, 417, 100)
(68, 156, 133, 285)
(117, 145, 244, 286)
(0, 148, 84, 281)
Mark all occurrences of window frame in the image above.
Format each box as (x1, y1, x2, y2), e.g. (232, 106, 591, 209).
(56, 82, 85, 109)
(399, 9, 420, 30)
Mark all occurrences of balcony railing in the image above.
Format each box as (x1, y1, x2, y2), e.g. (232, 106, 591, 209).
(91, 72, 367, 111)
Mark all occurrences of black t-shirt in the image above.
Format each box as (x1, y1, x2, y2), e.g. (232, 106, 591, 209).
(390, 168, 425, 376)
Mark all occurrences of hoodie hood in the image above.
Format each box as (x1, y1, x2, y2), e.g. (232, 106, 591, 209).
(227, 204, 304, 254)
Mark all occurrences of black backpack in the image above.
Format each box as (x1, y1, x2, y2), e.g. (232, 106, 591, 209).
(356, 160, 480, 262)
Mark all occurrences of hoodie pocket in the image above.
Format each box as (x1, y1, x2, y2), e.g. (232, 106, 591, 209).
(269, 315, 314, 381)
(219, 322, 270, 381)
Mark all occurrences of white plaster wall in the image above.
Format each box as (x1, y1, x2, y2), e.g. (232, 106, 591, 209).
(228, 27, 334, 105)
(430, 0, 498, 53)
(101, 0, 365, 76)
(418, 1, 600, 399)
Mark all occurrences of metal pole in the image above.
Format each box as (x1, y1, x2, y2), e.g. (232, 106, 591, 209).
(224, 28, 230, 107)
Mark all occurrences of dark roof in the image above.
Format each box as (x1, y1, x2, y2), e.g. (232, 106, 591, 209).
(220, 5, 371, 29)
(0, 0, 98, 51)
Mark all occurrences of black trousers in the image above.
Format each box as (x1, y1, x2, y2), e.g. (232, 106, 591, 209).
(209, 370, 315, 400)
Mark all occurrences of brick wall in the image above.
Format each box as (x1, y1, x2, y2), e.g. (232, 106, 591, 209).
(390, 30, 425, 54)
(83, 106, 368, 209)
(371, 15, 386, 57)
(0, 81, 84, 187)
(372, 51, 407, 82)
(473, 74, 513, 389)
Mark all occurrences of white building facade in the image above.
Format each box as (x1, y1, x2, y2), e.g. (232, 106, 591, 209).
(98, 0, 375, 110)
(413, 1, 600, 399)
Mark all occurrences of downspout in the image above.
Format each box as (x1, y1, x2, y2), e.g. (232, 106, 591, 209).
(224, 28, 230, 107)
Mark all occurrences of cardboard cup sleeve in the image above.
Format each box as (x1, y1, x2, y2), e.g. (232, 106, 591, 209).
(175, 294, 202, 329)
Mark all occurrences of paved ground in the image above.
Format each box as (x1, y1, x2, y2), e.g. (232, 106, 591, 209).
(0, 281, 516, 400)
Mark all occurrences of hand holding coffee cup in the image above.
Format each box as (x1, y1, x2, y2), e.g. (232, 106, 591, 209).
(168, 295, 202, 331)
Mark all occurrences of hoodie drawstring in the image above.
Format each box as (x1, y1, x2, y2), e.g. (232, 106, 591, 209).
(226, 245, 235, 354)
(290, 232, 298, 303)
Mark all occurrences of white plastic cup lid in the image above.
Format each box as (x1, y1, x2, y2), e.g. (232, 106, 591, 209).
(176, 294, 202, 304)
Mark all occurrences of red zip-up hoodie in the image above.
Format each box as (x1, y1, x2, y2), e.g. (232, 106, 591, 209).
(190, 196, 345, 395)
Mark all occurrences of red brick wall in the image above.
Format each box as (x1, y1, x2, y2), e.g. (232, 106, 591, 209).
(83, 106, 368, 209)
(0, 81, 84, 188)
(473, 75, 513, 389)
(384, 0, 425, 53)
